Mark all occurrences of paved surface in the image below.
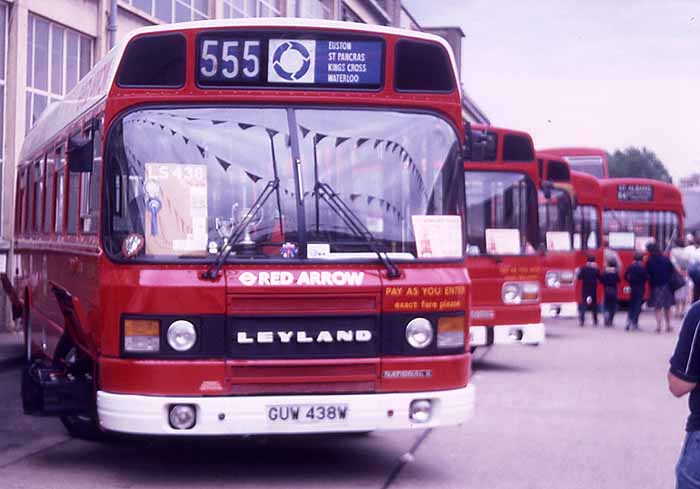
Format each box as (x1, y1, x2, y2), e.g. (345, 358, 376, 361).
(0, 312, 689, 489)
(0, 331, 24, 368)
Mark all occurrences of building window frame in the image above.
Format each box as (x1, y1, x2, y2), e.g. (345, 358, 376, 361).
(222, 0, 282, 18)
(124, 0, 211, 23)
(25, 13, 94, 133)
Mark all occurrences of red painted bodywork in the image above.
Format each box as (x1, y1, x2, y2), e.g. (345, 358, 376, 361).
(536, 152, 576, 312)
(464, 125, 542, 329)
(570, 171, 605, 303)
(539, 147, 609, 179)
(600, 178, 684, 301)
(14, 24, 472, 399)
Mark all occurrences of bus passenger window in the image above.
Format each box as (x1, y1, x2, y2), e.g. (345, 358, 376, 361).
(34, 160, 44, 233)
(55, 147, 65, 234)
(80, 122, 101, 234)
(17, 169, 27, 235)
(67, 141, 80, 235)
(44, 156, 55, 234)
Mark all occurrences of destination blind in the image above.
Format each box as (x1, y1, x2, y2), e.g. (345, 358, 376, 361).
(617, 183, 654, 202)
(198, 34, 383, 89)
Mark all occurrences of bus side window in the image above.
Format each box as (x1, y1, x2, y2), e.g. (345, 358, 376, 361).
(80, 120, 101, 234)
(44, 155, 55, 234)
(33, 159, 44, 234)
(67, 139, 80, 235)
(55, 146, 66, 234)
(16, 168, 27, 235)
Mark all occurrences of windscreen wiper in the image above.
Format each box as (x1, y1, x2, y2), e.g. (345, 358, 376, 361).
(314, 181, 401, 279)
(202, 179, 279, 280)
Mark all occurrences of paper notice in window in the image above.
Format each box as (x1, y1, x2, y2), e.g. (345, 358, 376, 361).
(411, 215, 463, 258)
(485, 228, 521, 255)
(144, 163, 208, 256)
(546, 231, 572, 251)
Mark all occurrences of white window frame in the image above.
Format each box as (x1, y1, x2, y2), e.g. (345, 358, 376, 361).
(222, 0, 282, 18)
(0, 2, 8, 236)
(125, 0, 211, 23)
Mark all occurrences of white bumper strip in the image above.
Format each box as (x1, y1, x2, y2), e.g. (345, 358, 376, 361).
(470, 323, 546, 347)
(97, 385, 476, 436)
(541, 302, 578, 318)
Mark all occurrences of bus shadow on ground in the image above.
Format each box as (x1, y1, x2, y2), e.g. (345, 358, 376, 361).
(30, 432, 405, 486)
(472, 358, 532, 373)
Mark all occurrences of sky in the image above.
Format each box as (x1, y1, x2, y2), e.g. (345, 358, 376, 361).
(403, 0, 700, 181)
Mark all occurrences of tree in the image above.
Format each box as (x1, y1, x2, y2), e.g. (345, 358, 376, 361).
(607, 146, 672, 183)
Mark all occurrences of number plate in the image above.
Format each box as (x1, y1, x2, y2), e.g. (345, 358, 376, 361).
(266, 404, 349, 424)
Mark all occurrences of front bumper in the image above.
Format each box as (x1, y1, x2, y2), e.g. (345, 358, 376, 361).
(469, 323, 545, 347)
(97, 385, 475, 435)
(540, 302, 578, 318)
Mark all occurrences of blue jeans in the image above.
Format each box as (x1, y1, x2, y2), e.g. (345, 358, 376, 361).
(677, 431, 700, 489)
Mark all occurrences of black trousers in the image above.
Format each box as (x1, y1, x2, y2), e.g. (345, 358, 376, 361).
(628, 293, 643, 326)
(604, 294, 618, 326)
(579, 295, 598, 325)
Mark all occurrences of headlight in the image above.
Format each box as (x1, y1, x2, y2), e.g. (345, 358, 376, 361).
(124, 319, 160, 353)
(545, 271, 561, 288)
(405, 317, 434, 349)
(502, 283, 521, 304)
(502, 282, 539, 304)
(437, 316, 465, 349)
(522, 282, 540, 301)
(560, 270, 575, 285)
(167, 320, 197, 352)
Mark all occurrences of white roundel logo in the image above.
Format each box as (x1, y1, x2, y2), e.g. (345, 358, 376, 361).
(239, 272, 257, 287)
(268, 39, 315, 84)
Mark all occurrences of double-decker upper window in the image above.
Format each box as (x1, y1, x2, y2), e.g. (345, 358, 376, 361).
(25, 14, 93, 133)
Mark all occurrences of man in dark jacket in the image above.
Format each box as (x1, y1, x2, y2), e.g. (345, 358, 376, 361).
(577, 254, 600, 327)
(624, 252, 648, 331)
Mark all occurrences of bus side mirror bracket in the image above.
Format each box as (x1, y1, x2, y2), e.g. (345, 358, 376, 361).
(67, 134, 94, 173)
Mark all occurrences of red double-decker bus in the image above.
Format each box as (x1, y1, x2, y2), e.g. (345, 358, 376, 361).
(7, 20, 475, 438)
(463, 125, 544, 349)
(537, 153, 577, 318)
(570, 170, 604, 307)
(540, 147, 609, 179)
(601, 178, 684, 302)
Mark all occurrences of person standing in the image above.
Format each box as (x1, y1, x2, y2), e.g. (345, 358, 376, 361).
(688, 234, 700, 304)
(624, 252, 648, 331)
(646, 242, 675, 333)
(672, 237, 691, 318)
(668, 301, 700, 489)
(600, 258, 621, 327)
(577, 254, 600, 327)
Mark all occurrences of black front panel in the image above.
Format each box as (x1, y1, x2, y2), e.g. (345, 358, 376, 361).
(228, 315, 379, 359)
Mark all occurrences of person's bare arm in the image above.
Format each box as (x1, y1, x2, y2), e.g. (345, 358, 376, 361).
(668, 371, 697, 397)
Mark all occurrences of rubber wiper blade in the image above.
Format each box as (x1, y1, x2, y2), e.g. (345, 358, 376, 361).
(202, 179, 279, 280)
(315, 182, 400, 279)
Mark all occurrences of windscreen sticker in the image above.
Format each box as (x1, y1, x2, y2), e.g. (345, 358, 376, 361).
(411, 215, 463, 258)
(608, 231, 635, 249)
(484, 228, 521, 255)
(144, 163, 208, 255)
(546, 231, 572, 251)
